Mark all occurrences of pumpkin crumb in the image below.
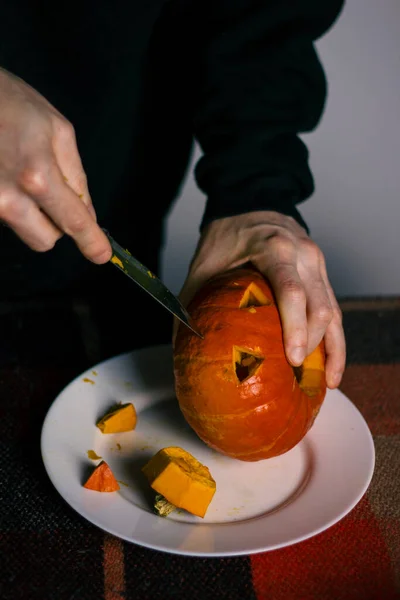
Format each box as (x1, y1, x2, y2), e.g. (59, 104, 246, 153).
(87, 449, 102, 460)
(111, 255, 124, 269)
(116, 443, 122, 451)
(83, 377, 95, 385)
(92, 370, 98, 376)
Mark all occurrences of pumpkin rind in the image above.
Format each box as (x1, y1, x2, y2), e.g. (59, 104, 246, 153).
(173, 266, 327, 461)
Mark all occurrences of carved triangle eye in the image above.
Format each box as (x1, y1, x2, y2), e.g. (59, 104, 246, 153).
(239, 283, 271, 308)
(233, 347, 264, 382)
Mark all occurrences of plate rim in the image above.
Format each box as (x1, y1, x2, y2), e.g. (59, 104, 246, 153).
(40, 343, 376, 557)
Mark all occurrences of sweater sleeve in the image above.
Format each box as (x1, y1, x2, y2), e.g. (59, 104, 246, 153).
(189, 0, 344, 232)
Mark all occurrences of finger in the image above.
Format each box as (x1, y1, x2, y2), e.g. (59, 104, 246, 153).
(18, 156, 111, 263)
(320, 266, 346, 388)
(52, 119, 97, 220)
(323, 316, 346, 388)
(254, 243, 307, 366)
(0, 186, 62, 251)
(303, 275, 333, 355)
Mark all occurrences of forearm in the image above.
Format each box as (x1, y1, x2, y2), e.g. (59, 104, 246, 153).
(187, 0, 344, 230)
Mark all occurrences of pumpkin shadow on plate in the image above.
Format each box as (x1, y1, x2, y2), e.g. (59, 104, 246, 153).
(129, 343, 175, 391)
(114, 453, 157, 513)
(140, 395, 207, 451)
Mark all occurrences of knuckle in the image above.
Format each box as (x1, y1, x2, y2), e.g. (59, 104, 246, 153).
(64, 214, 88, 235)
(0, 186, 13, 216)
(18, 165, 49, 196)
(300, 237, 322, 262)
(300, 237, 319, 253)
(265, 233, 294, 256)
(34, 235, 58, 252)
(77, 170, 88, 186)
(0, 188, 25, 222)
(332, 305, 343, 324)
(73, 171, 88, 193)
(57, 117, 76, 141)
(280, 279, 305, 303)
(315, 303, 333, 324)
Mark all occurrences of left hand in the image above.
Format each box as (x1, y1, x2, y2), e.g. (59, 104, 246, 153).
(172, 210, 346, 389)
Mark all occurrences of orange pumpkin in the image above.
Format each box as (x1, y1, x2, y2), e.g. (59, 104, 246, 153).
(173, 266, 326, 462)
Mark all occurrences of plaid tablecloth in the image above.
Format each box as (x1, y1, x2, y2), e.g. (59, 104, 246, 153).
(0, 295, 399, 600)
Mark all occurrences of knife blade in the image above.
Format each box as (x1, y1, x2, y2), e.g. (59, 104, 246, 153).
(103, 229, 203, 339)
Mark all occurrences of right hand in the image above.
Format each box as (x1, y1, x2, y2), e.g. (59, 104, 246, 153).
(0, 68, 111, 263)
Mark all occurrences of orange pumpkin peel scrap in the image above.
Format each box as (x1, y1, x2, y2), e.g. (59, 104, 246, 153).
(83, 460, 120, 492)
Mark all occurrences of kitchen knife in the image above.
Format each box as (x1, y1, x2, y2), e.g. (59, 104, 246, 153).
(103, 229, 203, 339)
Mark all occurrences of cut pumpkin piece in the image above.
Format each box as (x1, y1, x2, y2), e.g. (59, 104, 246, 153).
(293, 350, 326, 397)
(83, 460, 120, 492)
(142, 446, 216, 518)
(96, 402, 137, 433)
(234, 347, 264, 382)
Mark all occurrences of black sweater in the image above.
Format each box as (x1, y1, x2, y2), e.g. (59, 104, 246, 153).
(0, 0, 343, 300)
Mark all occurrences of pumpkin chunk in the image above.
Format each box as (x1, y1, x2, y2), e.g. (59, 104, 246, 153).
(83, 460, 120, 492)
(239, 282, 270, 308)
(142, 446, 216, 518)
(96, 403, 137, 434)
(234, 347, 264, 382)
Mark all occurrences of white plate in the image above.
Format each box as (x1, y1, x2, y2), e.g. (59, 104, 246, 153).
(41, 344, 375, 557)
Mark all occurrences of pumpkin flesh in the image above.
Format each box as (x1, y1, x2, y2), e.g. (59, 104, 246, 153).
(142, 446, 216, 517)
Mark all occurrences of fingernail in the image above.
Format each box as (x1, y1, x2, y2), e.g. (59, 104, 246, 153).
(331, 372, 342, 388)
(290, 347, 305, 366)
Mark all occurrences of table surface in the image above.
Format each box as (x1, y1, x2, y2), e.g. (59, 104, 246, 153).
(0, 294, 399, 600)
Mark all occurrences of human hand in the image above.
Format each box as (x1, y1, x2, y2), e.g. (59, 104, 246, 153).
(0, 68, 111, 262)
(173, 210, 346, 389)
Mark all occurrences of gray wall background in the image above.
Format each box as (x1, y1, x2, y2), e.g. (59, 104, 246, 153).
(161, 0, 400, 298)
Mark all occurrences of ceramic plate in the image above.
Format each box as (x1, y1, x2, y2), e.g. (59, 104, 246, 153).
(41, 344, 375, 557)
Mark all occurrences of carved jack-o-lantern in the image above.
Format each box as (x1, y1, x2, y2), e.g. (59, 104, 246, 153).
(173, 266, 326, 461)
